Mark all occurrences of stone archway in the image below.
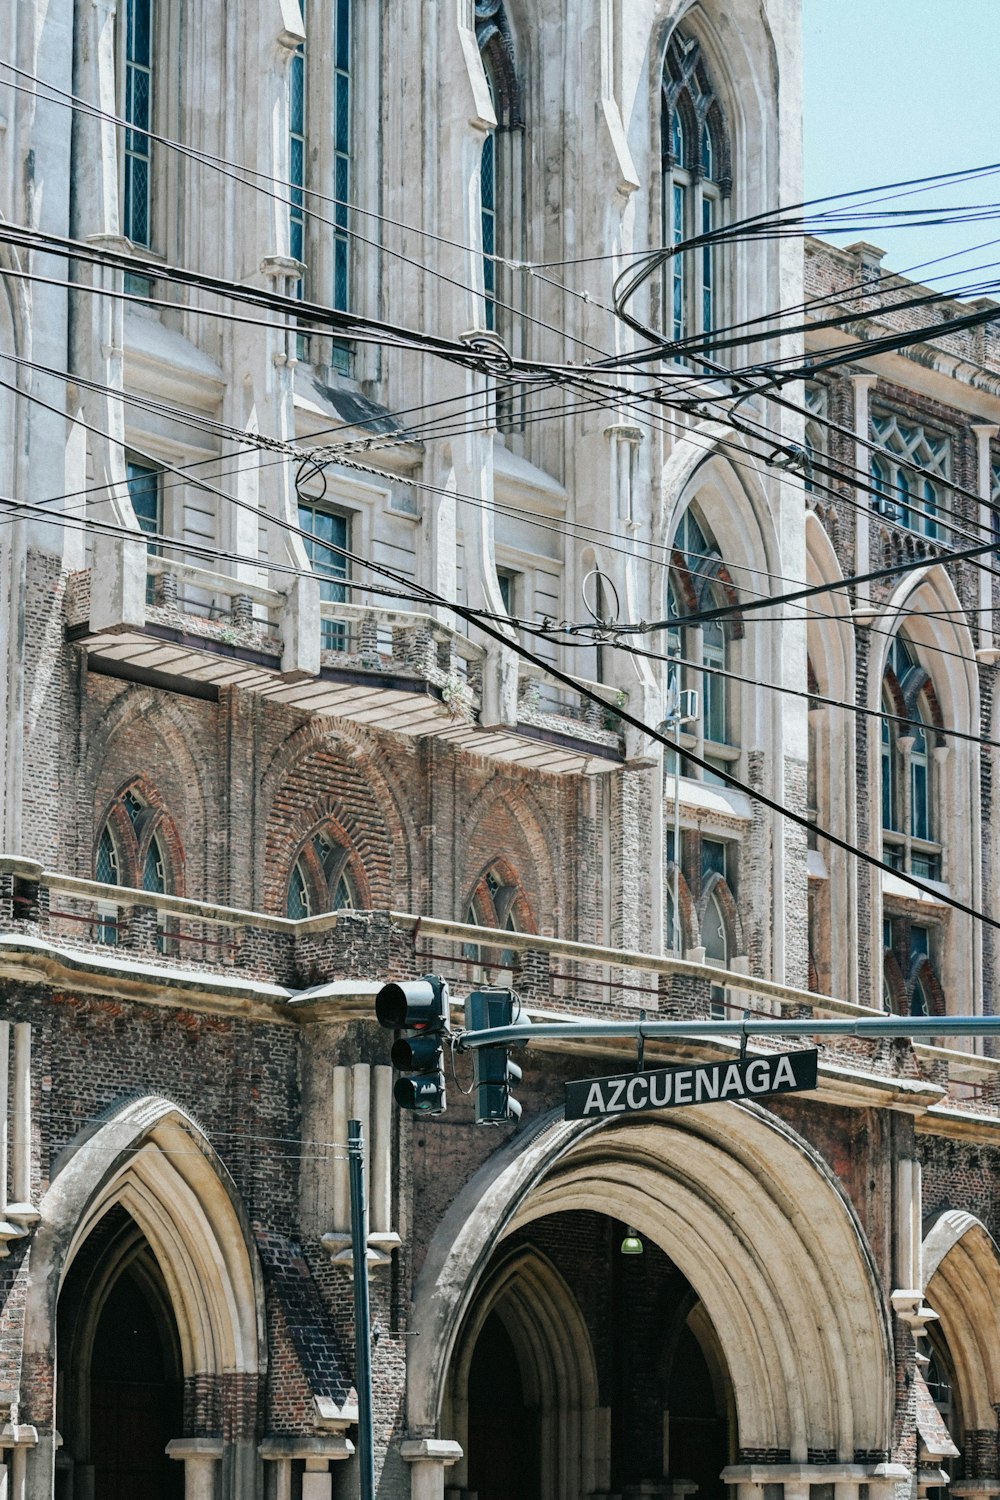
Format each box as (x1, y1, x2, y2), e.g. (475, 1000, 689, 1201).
(24, 1097, 265, 1500)
(443, 1244, 601, 1500)
(923, 1209, 1000, 1475)
(408, 1102, 894, 1491)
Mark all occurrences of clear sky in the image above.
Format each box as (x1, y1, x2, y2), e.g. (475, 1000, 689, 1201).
(803, 0, 1000, 293)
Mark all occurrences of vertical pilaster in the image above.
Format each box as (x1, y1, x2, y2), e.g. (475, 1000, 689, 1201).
(971, 425, 998, 650)
(851, 374, 878, 608)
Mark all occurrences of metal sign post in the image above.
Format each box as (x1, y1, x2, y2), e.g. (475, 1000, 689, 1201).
(348, 1118, 376, 1500)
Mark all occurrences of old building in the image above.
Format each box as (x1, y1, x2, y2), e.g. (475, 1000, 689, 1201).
(0, 0, 999, 1497)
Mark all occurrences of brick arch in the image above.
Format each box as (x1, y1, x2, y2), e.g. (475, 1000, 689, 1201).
(88, 688, 208, 894)
(259, 723, 414, 915)
(94, 773, 186, 896)
(459, 777, 560, 935)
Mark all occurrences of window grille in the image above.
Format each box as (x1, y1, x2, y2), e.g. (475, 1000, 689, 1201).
(870, 412, 950, 539)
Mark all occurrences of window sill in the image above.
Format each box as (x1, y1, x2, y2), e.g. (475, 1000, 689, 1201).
(882, 869, 950, 908)
(664, 772, 752, 823)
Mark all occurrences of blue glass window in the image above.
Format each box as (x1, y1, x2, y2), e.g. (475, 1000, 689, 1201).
(127, 460, 160, 604)
(481, 130, 497, 332)
(702, 196, 715, 335)
(143, 834, 166, 894)
(298, 502, 350, 650)
(332, 0, 352, 335)
(672, 182, 687, 343)
(289, 39, 306, 273)
(124, 0, 153, 250)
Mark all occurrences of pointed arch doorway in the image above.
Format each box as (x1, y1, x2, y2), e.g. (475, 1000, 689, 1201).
(58, 1206, 184, 1499)
(27, 1097, 265, 1500)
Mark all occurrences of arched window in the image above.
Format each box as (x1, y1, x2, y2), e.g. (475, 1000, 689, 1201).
(122, 0, 153, 254)
(880, 634, 941, 879)
(477, 2, 523, 340)
(883, 916, 944, 1018)
(661, 30, 730, 353)
(667, 505, 742, 782)
(463, 861, 533, 973)
(289, 0, 354, 371)
(286, 827, 358, 919)
(94, 782, 178, 946)
(870, 412, 950, 539)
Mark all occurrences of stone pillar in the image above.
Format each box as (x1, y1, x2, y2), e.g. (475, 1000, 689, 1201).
(259, 1434, 354, 1500)
(8, 1025, 36, 1226)
(850, 372, 878, 607)
(166, 1437, 224, 1500)
(971, 424, 999, 650)
(401, 1438, 463, 1500)
(0, 1427, 37, 1500)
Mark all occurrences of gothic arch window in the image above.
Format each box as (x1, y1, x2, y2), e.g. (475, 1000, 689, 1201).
(286, 825, 360, 919)
(477, 2, 524, 341)
(883, 916, 945, 1018)
(289, 0, 356, 373)
(667, 504, 743, 782)
(661, 29, 731, 352)
(463, 860, 535, 973)
(880, 634, 942, 879)
(94, 781, 179, 946)
(870, 411, 950, 540)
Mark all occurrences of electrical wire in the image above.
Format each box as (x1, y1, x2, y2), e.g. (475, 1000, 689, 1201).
(0, 62, 619, 363)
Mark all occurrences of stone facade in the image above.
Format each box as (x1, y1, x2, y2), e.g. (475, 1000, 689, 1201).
(0, 1, 998, 1499)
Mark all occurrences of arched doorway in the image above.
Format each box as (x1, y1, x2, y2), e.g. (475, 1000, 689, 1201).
(58, 1207, 184, 1498)
(26, 1097, 265, 1500)
(467, 1312, 540, 1500)
(450, 1216, 734, 1500)
(410, 1103, 894, 1483)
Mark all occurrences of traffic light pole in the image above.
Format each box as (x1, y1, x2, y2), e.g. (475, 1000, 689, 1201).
(348, 1118, 376, 1500)
(457, 1013, 1000, 1048)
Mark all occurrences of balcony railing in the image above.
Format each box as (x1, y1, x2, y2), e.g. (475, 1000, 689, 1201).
(67, 547, 629, 773)
(1, 857, 996, 1112)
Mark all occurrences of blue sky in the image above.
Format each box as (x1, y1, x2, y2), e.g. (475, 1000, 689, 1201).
(803, 0, 1000, 292)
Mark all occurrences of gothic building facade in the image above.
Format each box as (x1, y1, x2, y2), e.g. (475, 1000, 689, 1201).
(0, 0, 999, 1498)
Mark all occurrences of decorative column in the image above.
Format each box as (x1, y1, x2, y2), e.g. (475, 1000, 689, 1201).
(850, 372, 878, 611)
(307, 1063, 400, 1270)
(0, 1423, 37, 1500)
(971, 425, 999, 654)
(165, 1437, 224, 1500)
(0, 1024, 37, 1243)
(401, 1438, 463, 1500)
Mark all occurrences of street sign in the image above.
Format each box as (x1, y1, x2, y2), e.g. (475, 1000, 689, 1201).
(564, 1049, 818, 1120)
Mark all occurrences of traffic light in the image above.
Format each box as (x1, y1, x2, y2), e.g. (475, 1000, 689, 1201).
(376, 975, 450, 1114)
(466, 988, 522, 1125)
